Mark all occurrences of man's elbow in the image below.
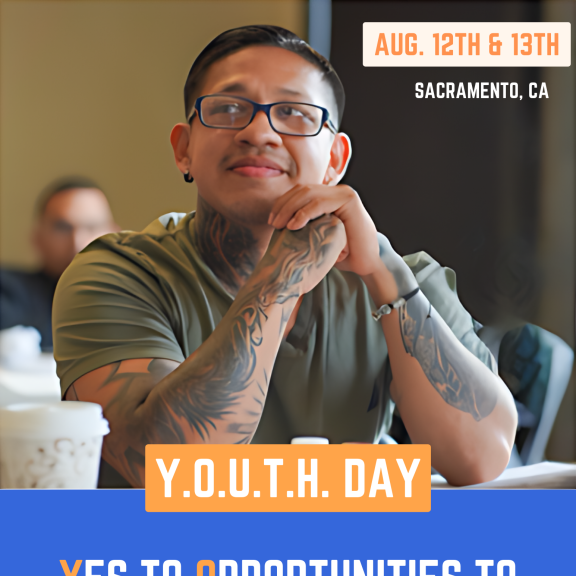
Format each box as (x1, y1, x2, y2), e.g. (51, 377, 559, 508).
(452, 392, 518, 486)
(447, 437, 512, 487)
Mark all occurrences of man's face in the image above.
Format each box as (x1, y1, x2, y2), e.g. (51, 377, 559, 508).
(34, 188, 117, 278)
(185, 46, 340, 226)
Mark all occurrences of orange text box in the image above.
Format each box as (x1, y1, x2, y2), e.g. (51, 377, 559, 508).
(145, 444, 430, 512)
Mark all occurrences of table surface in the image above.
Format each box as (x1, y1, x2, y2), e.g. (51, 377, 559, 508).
(431, 461, 576, 489)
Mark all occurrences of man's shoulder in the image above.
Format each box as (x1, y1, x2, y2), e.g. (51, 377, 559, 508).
(57, 211, 198, 295)
(71, 211, 195, 265)
(376, 233, 440, 273)
(86, 211, 193, 249)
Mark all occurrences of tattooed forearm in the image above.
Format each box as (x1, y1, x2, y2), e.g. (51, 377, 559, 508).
(398, 293, 498, 421)
(70, 214, 345, 485)
(153, 216, 342, 443)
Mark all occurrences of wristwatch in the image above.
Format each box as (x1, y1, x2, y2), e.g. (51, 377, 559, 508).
(371, 287, 420, 321)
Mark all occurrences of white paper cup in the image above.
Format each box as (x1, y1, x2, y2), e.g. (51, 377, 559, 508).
(291, 437, 329, 444)
(0, 402, 109, 489)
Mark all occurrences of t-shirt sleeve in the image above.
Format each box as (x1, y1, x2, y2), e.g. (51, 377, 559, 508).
(402, 250, 496, 371)
(53, 245, 186, 397)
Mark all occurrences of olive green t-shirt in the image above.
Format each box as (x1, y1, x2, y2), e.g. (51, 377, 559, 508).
(53, 211, 492, 444)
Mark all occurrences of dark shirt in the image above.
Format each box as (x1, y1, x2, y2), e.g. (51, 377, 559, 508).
(0, 268, 58, 351)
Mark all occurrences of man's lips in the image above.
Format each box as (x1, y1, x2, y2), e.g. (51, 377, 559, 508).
(227, 157, 286, 178)
(231, 166, 283, 177)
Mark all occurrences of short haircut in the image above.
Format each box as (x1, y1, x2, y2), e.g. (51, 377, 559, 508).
(184, 25, 345, 128)
(35, 176, 105, 216)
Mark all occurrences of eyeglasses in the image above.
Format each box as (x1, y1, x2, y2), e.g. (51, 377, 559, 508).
(189, 94, 338, 137)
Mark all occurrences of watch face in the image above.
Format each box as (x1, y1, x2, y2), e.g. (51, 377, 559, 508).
(372, 304, 392, 321)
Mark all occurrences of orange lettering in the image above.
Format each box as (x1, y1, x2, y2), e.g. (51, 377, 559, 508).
(375, 33, 389, 55)
(198, 560, 216, 576)
(60, 560, 83, 576)
(405, 33, 417, 55)
(391, 33, 403, 55)
(547, 33, 558, 56)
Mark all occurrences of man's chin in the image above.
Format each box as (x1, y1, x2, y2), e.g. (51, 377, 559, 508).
(216, 181, 291, 225)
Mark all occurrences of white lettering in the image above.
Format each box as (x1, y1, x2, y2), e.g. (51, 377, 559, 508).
(415, 82, 424, 98)
(195, 459, 214, 497)
(264, 459, 283, 497)
(421, 560, 438, 576)
(396, 458, 420, 497)
(353, 561, 373, 576)
(221, 561, 238, 576)
(288, 560, 306, 576)
(108, 561, 126, 576)
(156, 458, 180, 498)
(442, 560, 461, 575)
(468, 82, 480, 98)
(163, 560, 181, 576)
(86, 561, 104, 576)
(265, 561, 283, 576)
(310, 560, 328, 576)
(387, 561, 406, 576)
(476, 560, 494, 576)
(497, 561, 515, 576)
(230, 459, 250, 497)
(298, 459, 318, 497)
(369, 460, 393, 498)
(345, 459, 365, 497)
(243, 561, 260, 576)
(142, 561, 160, 576)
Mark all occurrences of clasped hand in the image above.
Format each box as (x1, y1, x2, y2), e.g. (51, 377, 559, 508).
(268, 184, 382, 278)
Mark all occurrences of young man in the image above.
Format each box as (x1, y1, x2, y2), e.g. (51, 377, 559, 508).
(53, 26, 517, 488)
(1, 177, 118, 350)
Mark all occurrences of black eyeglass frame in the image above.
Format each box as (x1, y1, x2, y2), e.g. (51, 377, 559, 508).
(189, 94, 338, 137)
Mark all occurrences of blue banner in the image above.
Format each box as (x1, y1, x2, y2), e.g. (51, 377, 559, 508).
(1, 490, 573, 575)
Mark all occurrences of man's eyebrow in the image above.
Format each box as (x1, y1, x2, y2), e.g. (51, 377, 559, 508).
(218, 83, 248, 94)
(216, 83, 305, 98)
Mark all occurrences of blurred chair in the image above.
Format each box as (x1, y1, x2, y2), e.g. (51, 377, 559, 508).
(387, 323, 574, 468)
(495, 324, 574, 466)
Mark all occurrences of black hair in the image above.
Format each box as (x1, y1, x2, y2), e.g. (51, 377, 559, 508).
(183, 25, 345, 128)
(35, 176, 105, 216)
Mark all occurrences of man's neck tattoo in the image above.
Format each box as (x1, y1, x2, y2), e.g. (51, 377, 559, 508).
(194, 197, 261, 295)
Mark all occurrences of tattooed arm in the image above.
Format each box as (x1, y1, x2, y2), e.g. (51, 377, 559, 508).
(270, 183, 518, 487)
(362, 240, 518, 486)
(67, 215, 346, 487)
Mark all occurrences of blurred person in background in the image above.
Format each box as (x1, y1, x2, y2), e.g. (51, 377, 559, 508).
(0, 177, 119, 351)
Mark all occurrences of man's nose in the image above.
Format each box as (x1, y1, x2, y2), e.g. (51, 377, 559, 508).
(234, 110, 283, 148)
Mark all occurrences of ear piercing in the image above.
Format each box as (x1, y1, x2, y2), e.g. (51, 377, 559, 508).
(184, 170, 194, 183)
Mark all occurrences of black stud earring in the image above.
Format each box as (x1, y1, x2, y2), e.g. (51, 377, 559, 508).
(184, 170, 194, 183)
